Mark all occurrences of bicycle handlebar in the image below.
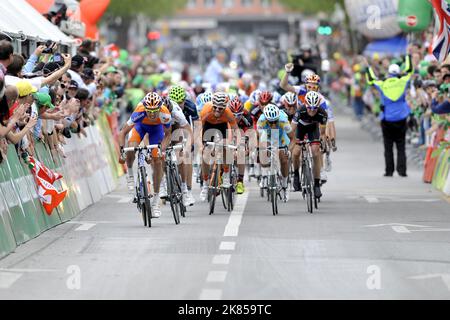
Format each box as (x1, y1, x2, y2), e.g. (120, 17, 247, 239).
(123, 144, 160, 153)
(206, 142, 238, 150)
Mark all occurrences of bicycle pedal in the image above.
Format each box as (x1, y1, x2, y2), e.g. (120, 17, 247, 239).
(132, 197, 138, 204)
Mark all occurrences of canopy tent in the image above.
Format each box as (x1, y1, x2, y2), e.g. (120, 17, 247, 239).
(363, 35, 408, 57)
(0, 0, 75, 45)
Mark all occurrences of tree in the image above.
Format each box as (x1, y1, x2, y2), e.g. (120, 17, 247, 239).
(278, 0, 344, 14)
(104, 0, 186, 48)
(107, 0, 187, 18)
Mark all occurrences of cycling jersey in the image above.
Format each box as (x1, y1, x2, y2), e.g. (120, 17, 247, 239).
(235, 110, 254, 132)
(200, 102, 237, 141)
(257, 110, 292, 147)
(182, 99, 199, 126)
(127, 104, 171, 153)
(292, 106, 327, 143)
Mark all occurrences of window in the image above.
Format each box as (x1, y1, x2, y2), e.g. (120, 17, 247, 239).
(261, 0, 272, 7)
(204, 0, 216, 7)
(241, 0, 253, 7)
(223, 0, 234, 8)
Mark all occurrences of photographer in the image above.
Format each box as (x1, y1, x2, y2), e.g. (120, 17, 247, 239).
(290, 45, 320, 84)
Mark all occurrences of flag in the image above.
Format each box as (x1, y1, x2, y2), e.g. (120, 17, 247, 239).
(25, 155, 67, 215)
(431, 0, 450, 62)
(35, 175, 67, 215)
(28, 156, 63, 184)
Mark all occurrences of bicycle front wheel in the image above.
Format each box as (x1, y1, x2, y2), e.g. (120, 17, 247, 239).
(209, 165, 219, 215)
(140, 167, 152, 227)
(303, 162, 314, 214)
(270, 175, 278, 216)
(166, 166, 180, 225)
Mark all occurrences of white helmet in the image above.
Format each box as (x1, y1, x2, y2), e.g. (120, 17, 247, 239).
(301, 69, 315, 83)
(283, 92, 298, 105)
(305, 91, 320, 108)
(388, 64, 401, 75)
(263, 104, 280, 122)
(249, 89, 262, 105)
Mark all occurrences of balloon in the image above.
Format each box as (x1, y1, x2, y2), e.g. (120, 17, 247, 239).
(26, 0, 54, 14)
(80, 0, 110, 39)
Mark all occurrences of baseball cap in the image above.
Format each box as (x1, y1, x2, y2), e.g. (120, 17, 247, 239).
(105, 66, 118, 74)
(71, 55, 85, 68)
(81, 68, 95, 80)
(16, 80, 37, 97)
(68, 80, 79, 90)
(33, 92, 54, 109)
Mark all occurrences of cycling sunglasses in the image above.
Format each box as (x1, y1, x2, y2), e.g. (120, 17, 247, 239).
(268, 120, 278, 125)
(233, 112, 244, 117)
(306, 105, 318, 110)
(306, 84, 319, 91)
(213, 106, 226, 111)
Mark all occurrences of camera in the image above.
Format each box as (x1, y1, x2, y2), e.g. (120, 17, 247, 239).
(42, 40, 55, 54)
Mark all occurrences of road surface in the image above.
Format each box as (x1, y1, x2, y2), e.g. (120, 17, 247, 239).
(1, 107, 449, 300)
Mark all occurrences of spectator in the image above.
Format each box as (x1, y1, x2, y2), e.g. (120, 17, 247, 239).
(366, 55, 414, 177)
(0, 40, 14, 75)
(68, 55, 88, 90)
(204, 49, 227, 87)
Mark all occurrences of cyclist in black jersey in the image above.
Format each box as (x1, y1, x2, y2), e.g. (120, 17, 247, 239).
(290, 91, 328, 199)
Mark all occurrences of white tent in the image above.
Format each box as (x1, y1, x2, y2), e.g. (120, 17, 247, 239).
(0, 0, 75, 45)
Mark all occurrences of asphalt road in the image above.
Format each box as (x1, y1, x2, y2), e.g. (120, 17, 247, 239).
(1, 109, 449, 300)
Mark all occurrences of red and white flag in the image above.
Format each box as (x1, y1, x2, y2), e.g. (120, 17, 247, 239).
(28, 156, 67, 215)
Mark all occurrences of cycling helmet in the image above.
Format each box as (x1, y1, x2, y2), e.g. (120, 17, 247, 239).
(169, 85, 186, 104)
(283, 92, 298, 106)
(301, 69, 315, 83)
(305, 74, 321, 85)
(259, 91, 273, 105)
(241, 73, 252, 85)
(229, 96, 244, 114)
(142, 92, 162, 111)
(228, 92, 238, 102)
(263, 104, 280, 122)
(194, 75, 203, 85)
(305, 91, 320, 108)
(212, 92, 229, 108)
(161, 96, 173, 112)
(201, 91, 213, 104)
(249, 90, 261, 105)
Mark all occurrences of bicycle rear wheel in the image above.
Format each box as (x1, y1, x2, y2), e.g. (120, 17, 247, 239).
(173, 165, 186, 218)
(140, 167, 152, 227)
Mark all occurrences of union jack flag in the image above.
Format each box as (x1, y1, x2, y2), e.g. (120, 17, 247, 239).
(431, 0, 450, 62)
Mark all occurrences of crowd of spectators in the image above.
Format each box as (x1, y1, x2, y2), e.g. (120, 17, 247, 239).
(328, 41, 450, 166)
(0, 38, 126, 165)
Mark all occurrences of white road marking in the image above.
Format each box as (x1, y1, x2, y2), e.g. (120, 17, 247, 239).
(223, 192, 249, 237)
(75, 223, 96, 231)
(0, 268, 58, 273)
(409, 274, 450, 291)
(0, 272, 23, 289)
(206, 271, 228, 283)
(199, 289, 222, 300)
(364, 196, 379, 203)
(391, 226, 411, 233)
(212, 254, 231, 265)
(219, 241, 236, 251)
(364, 223, 431, 228)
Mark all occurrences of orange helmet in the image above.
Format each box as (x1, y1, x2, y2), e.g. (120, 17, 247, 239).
(142, 92, 162, 111)
(305, 74, 321, 85)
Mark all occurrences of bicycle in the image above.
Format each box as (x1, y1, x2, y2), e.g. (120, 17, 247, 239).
(205, 141, 238, 215)
(123, 144, 160, 227)
(260, 145, 286, 216)
(163, 143, 186, 225)
(298, 140, 318, 213)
